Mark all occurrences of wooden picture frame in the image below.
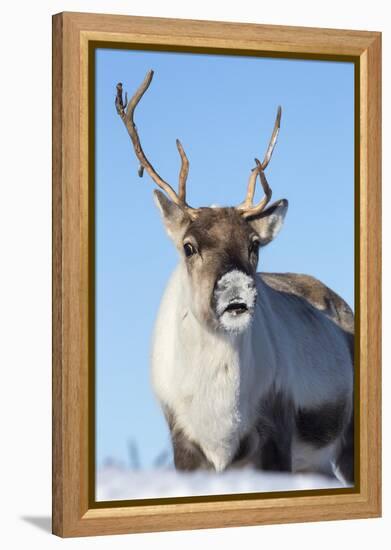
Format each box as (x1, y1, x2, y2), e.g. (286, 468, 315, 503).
(52, 11, 381, 537)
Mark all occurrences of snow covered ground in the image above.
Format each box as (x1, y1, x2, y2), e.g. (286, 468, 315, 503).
(96, 466, 346, 501)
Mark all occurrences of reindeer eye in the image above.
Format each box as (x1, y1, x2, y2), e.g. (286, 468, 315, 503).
(184, 243, 196, 257)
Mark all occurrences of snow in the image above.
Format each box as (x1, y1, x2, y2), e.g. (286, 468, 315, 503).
(96, 466, 346, 501)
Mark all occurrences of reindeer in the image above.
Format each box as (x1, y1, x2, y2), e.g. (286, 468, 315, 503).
(115, 71, 354, 483)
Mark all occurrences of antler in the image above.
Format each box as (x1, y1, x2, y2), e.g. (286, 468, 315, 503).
(237, 106, 281, 218)
(115, 70, 197, 218)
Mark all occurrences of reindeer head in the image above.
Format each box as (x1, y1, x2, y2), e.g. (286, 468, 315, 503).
(115, 71, 288, 333)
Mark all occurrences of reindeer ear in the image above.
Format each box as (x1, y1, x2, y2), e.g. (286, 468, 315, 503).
(249, 199, 288, 246)
(153, 190, 191, 244)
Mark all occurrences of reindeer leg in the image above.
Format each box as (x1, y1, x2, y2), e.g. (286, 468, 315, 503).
(163, 406, 211, 471)
(260, 436, 292, 472)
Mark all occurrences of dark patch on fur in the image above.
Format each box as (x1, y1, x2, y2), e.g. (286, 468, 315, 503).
(256, 389, 294, 472)
(232, 434, 252, 463)
(296, 400, 348, 448)
(260, 437, 292, 471)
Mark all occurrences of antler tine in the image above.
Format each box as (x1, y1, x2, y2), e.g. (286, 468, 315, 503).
(115, 70, 195, 213)
(249, 159, 272, 216)
(261, 105, 281, 170)
(239, 162, 258, 210)
(237, 160, 272, 218)
(237, 107, 281, 218)
(176, 139, 189, 203)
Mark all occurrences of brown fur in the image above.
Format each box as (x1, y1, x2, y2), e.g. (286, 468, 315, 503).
(260, 272, 354, 335)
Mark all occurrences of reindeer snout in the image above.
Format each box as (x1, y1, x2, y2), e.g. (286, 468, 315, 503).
(214, 270, 257, 315)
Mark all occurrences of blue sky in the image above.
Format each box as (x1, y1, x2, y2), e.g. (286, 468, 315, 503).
(95, 48, 354, 469)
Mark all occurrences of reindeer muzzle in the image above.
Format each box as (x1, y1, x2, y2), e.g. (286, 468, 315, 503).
(214, 270, 257, 332)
